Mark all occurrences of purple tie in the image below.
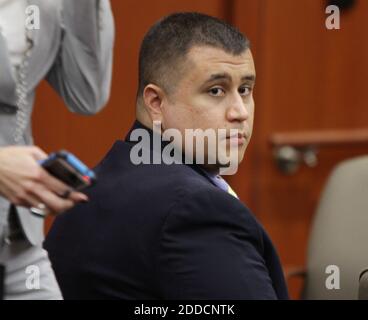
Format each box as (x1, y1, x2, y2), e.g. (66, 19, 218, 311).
(209, 174, 239, 199)
(197, 167, 238, 198)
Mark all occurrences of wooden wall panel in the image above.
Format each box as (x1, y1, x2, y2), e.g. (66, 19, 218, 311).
(233, 0, 368, 298)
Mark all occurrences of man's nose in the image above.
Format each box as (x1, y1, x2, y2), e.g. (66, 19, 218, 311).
(226, 93, 250, 122)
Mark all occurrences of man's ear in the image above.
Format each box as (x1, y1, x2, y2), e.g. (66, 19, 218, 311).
(142, 84, 166, 122)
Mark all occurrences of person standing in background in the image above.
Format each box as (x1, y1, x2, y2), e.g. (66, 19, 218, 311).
(0, 0, 115, 299)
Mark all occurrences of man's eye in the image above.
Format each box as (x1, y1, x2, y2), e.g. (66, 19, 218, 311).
(239, 86, 251, 96)
(209, 87, 225, 97)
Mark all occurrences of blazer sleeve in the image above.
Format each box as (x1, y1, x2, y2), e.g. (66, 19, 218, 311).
(156, 187, 278, 299)
(46, 0, 115, 115)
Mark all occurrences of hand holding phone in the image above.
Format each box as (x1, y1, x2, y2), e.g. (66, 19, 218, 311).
(39, 150, 97, 191)
(30, 150, 96, 218)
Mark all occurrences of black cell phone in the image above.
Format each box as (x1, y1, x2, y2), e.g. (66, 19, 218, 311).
(39, 151, 97, 191)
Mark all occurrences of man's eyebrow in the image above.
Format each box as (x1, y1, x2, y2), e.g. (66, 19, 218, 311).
(205, 73, 232, 83)
(203, 73, 256, 84)
(241, 74, 256, 82)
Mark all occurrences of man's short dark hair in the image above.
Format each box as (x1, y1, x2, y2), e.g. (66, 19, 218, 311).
(137, 12, 250, 99)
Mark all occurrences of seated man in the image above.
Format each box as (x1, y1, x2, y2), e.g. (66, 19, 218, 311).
(44, 12, 289, 300)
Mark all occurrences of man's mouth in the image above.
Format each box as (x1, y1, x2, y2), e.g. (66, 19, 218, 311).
(226, 132, 246, 146)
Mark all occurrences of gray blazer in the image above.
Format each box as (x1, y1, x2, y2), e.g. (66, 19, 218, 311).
(0, 0, 114, 245)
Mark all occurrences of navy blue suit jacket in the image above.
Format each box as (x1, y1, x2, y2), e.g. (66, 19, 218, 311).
(45, 121, 289, 300)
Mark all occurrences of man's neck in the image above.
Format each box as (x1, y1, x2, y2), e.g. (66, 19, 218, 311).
(136, 103, 155, 130)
